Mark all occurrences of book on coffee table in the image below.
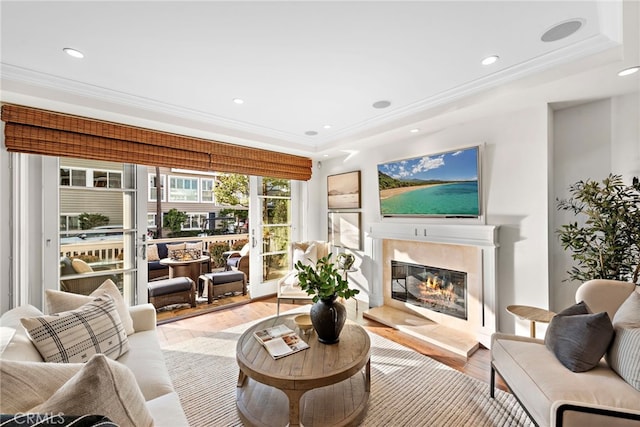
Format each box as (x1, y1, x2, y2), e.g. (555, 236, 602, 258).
(253, 324, 310, 359)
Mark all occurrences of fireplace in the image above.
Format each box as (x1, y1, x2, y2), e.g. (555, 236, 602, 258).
(364, 223, 498, 353)
(391, 260, 467, 321)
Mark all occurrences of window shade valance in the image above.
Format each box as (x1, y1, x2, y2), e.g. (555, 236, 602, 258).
(1, 104, 312, 181)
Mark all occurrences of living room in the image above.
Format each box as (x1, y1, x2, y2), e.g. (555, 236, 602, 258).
(1, 2, 639, 426)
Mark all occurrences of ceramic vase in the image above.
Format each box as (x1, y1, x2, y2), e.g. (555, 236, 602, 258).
(310, 295, 346, 344)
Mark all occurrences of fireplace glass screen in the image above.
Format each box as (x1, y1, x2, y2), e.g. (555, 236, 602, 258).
(391, 260, 467, 320)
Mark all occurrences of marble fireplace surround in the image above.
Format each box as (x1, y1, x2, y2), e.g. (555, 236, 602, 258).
(365, 223, 499, 354)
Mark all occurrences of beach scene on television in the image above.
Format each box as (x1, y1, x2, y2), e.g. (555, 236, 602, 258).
(378, 146, 480, 216)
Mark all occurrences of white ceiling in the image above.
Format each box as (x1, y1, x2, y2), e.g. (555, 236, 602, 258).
(1, 1, 638, 159)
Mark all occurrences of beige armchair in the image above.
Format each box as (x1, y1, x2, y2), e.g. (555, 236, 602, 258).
(276, 241, 329, 315)
(59, 257, 116, 295)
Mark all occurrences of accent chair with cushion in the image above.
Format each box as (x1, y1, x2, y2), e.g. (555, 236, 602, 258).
(60, 256, 117, 295)
(276, 240, 329, 315)
(226, 243, 250, 280)
(490, 279, 640, 426)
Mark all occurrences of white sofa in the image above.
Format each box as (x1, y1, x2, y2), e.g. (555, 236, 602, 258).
(491, 279, 640, 427)
(0, 302, 188, 426)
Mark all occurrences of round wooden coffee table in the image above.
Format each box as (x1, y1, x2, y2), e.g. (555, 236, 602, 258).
(236, 314, 371, 427)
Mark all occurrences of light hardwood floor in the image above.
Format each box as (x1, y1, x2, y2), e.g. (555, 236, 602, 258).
(156, 297, 508, 392)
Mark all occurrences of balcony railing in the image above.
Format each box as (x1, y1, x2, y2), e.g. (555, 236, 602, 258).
(60, 233, 250, 261)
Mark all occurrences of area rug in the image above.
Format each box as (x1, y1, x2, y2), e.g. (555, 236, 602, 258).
(163, 318, 533, 427)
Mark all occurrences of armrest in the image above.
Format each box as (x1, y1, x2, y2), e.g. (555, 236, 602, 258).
(491, 332, 544, 348)
(128, 303, 157, 332)
(552, 400, 640, 427)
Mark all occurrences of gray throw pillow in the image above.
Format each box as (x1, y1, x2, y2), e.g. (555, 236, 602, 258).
(544, 301, 614, 372)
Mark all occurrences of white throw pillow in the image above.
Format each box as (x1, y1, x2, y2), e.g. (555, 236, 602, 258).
(30, 354, 153, 427)
(186, 241, 203, 251)
(147, 244, 160, 261)
(239, 243, 250, 256)
(292, 242, 318, 267)
(21, 296, 129, 363)
(45, 279, 135, 335)
(166, 243, 186, 252)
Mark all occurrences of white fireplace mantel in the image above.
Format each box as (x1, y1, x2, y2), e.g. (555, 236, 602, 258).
(367, 222, 500, 348)
(368, 222, 499, 248)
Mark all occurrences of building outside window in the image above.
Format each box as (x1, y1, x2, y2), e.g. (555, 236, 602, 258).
(60, 168, 87, 187)
(60, 214, 81, 231)
(183, 213, 208, 230)
(201, 178, 215, 203)
(93, 170, 122, 188)
(148, 174, 166, 202)
(147, 213, 156, 228)
(61, 167, 122, 189)
(169, 176, 198, 202)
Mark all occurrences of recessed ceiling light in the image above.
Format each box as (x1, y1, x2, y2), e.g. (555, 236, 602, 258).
(323, 125, 332, 129)
(410, 128, 420, 133)
(233, 98, 244, 104)
(541, 19, 584, 42)
(305, 131, 318, 136)
(63, 48, 84, 59)
(372, 100, 391, 109)
(323, 154, 329, 157)
(618, 66, 640, 77)
(481, 55, 499, 66)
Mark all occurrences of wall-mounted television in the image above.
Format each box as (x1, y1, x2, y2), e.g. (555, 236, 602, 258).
(377, 145, 481, 217)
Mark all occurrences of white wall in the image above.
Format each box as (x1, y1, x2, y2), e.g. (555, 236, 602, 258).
(551, 93, 640, 312)
(316, 105, 551, 334)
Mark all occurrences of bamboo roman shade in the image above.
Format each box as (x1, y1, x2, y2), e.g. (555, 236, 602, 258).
(2, 104, 312, 180)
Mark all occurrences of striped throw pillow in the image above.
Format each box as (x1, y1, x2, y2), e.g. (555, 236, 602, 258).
(607, 290, 640, 391)
(20, 296, 129, 363)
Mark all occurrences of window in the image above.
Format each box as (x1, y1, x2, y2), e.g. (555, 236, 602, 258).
(148, 174, 166, 202)
(169, 176, 198, 202)
(60, 214, 81, 231)
(60, 168, 87, 187)
(201, 178, 215, 203)
(60, 167, 121, 188)
(182, 213, 207, 230)
(94, 170, 122, 188)
(147, 213, 156, 228)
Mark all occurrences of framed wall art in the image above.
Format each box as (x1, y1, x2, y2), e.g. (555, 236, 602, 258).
(328, 212, 361, 250)
(327, 170, 361, 210)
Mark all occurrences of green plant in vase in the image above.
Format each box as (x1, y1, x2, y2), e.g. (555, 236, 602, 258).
(556, 174, 640, 284)
(295, 254, 359, 344)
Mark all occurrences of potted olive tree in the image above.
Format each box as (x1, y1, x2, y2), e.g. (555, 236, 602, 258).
(294, 254, 360, 344)
(556, 174, 640, 284)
